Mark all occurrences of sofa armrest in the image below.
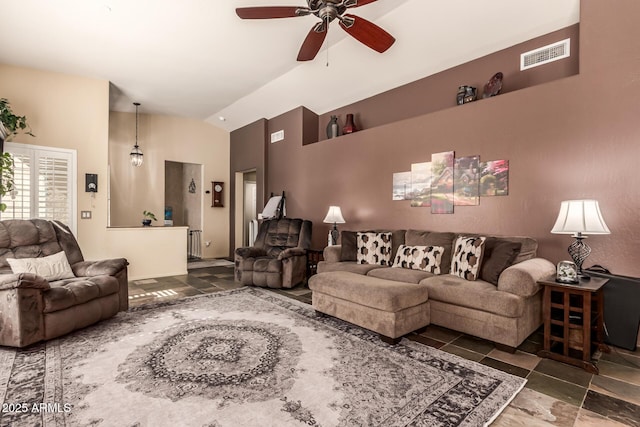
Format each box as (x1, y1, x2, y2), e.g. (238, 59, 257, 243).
(72, 258, 128, 278)
(235, 247, 268, 259)
(278, 247, 307, 260)
(0, 273, 50, 291)
(497, 258, 556, 297)
(323, 245, 342, 263)
(0, 273, 49, 347)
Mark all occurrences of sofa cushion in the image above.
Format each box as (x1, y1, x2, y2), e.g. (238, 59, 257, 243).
(357, 232, 392, 266)
(450, 236, 486, 281)
(0, 220, 64, 269)
(405, 230, 456, 274)
(480, 239, 522, 285)
(43, 275, 120, 313)
(392, 245, 444, 274)
(451, 233, 538, 266)
(7, 251, 75, 281)
(317, 261, 384, 275)
(421, 274, 524, 318)
(368, 266, 435, 284)
(51, 221, 85, 265)
(309, 271, 429, 312)
(340, 230, 405, 262)
(512, 237, 538, 264)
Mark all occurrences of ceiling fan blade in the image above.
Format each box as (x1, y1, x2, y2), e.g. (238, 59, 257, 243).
(339, 14, 395, 53)
(297, 22, 328, 61)
(343, 0, 378, 8)
(236, 6, 309, 19)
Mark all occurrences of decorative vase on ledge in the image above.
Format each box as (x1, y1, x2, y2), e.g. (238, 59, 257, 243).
(343, 113, 358, 134)
(483, 72, 503, 98)
(326, 115, 340, 139)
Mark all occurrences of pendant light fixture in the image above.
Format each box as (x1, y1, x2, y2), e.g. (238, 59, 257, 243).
(130, 102, 143, 167)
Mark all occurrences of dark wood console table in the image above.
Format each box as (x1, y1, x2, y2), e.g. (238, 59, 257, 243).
(537, 276, 610, 374)
(306, 249, 324, 278)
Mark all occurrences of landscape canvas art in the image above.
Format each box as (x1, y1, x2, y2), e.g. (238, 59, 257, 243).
(410, 162, 432, 207)
(480, 160, 509, 196)
(392, 171, 412, 201)
(392, 153, 510, 212)
(454, 155, 480, 206)
(431, 151, 455, 214)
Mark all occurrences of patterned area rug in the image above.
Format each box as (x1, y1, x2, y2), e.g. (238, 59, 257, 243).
(0, 288, 525, 426)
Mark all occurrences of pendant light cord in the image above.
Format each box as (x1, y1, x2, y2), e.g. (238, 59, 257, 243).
(134, 102, 140, 148)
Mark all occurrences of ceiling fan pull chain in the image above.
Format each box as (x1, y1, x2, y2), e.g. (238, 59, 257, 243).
(326, 14, 330, 67)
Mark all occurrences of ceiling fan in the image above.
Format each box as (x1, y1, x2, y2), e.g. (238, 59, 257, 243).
(236, 0, 396, 61)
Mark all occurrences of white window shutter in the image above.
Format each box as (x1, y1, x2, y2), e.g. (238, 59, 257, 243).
(2, 143, 76, 233)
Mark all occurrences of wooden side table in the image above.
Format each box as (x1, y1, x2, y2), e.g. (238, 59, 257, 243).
(306, 249, 324, 278)
(537, 276, 610, 374)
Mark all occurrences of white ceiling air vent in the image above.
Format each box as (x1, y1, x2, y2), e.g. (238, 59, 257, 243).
(520, 38, 570, 71)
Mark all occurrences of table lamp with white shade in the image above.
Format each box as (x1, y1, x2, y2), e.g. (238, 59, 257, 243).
(551, 199, 610, 275)
(323, 206, 346, 246)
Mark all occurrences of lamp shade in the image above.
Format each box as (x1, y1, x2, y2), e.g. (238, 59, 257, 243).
(323, 206, 345, 224)
(551, 200, 610, 235)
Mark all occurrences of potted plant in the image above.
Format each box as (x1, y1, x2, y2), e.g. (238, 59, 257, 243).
(142, 210, 157, 226)
(0, 98, 35, 149)
(0, 98, 34, 212)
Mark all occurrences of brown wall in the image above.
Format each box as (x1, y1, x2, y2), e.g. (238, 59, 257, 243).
(229, 119, 267, 254)
(165, 161, 185, 226)
(316, 24, 579, 142)
(232, 0, 640, 278)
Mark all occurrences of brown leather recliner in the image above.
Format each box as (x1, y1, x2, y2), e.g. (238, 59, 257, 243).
(235, 218, 312, 288)
(0, 219, 129, 347)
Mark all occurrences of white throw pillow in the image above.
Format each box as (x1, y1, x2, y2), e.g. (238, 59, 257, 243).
(392, 245, 445, 274)
(7, 251, 75, 281)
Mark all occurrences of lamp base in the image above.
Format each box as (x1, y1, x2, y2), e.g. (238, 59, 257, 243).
(330, 226, 339, 246)
(568, 235, 591, 275)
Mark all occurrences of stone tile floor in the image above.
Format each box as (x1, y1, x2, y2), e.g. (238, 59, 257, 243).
(129, 264, 640, 427)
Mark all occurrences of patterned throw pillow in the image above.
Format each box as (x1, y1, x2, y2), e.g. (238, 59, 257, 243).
(450, 236, 487, 281)
(356, 232, 392, 265)
(392, 245, 445, 274)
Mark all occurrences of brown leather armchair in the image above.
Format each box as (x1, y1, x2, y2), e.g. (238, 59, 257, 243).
(235, 218, 312, 288)
(0, 219, 128, 347)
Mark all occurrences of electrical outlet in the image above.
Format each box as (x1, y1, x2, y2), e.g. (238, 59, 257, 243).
(81, 211, 92, 219)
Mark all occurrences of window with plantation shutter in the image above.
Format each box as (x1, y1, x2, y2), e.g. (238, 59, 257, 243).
(2, 143, 77, 233)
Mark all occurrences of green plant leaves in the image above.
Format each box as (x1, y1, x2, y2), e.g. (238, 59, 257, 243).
(0, 98, 35, 141)
(0, 152, 15, 212)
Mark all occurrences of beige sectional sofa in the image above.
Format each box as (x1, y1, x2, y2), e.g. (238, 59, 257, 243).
(308, 229, 555, 350)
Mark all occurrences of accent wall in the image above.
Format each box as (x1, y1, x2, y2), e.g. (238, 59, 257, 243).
(231, 0, 640, 278)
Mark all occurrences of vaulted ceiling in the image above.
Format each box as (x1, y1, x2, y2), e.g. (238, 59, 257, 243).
(0, 0, 580, 131)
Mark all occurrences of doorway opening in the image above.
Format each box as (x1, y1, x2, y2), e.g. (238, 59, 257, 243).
(234, 169, 257, 251)
(164, 160, 203, 258)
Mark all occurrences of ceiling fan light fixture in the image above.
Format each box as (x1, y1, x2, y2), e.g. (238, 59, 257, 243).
(130, 102, 144, 167)
(236, 0, 395, 61)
